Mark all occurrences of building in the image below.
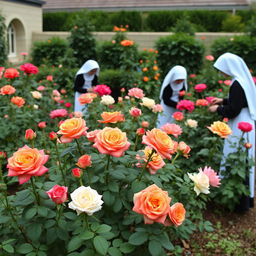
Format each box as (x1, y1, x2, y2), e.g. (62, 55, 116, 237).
(43, 0, 252, 12)
(0, 0, 44, 63)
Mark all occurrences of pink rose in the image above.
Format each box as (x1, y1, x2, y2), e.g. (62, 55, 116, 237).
(129, 107, 142, 117)
(128, 88, 145, 99)
(194, 83, 207, 92)
(200, 166, 221, 187)
(46, 185, 68, 204)
(161, 123, 182, 138)
(238, 122, 253, 132)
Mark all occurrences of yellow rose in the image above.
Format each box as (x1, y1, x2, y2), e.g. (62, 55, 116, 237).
(31, 91, 42, 99)
(207, 121, 232, 138)
(140, 97, 155, 109)
(188, 171, 210, 196)
(100, 95, 115, 105)
(185, 119, 198, 128)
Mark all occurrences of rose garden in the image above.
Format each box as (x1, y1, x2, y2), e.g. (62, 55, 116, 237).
(0, 20, 256, 256)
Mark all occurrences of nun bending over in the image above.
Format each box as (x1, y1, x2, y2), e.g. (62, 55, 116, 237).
(74, 60, 100, 113)
(157, 65, 188, 128)
(209, 52, 256, 211)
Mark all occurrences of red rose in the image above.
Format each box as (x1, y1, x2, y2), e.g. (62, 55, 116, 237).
(238, 122, 253, 132)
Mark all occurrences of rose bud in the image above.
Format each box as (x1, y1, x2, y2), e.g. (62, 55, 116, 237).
(25, 129, 36, 140)
(72, 168, 82, 178)
(46, 185, 68, 204)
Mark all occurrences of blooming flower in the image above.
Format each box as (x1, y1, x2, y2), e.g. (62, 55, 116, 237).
(140, 97, 155, 109)
(93, 127, 130, 157)
(79, 93, 97, 104)
(165, 203, 186, 227)
(68, 186, 103, 215)
(98, 111, 125, 123)
(120, 40, 134, 46)
(177, 141, 191, 158)
(161, 123, 182, 138)
(76, 155, 92, 169)
(133, 184, 171, 224)
(25, 129, 36, 140)
(129, 107, 142, 117)
(46, 185, 68, 204)
(31, 91, 42, 99)
(142, 128, 176, 159)
(38, 122, 46, 129)
(176, 100, 195, 113)
(0, 85, 16, 95)
(128, 88, 145, 99)
(207, 121, 232, 138)
(86, 129, 101, 142)
(205, 55, 214, 61)
(7, 145, 49, 184)
(196, 99, 209, 106)
(194, 83, 207, 92)
(185, 119, 198, 128)
(100, 95, 115, 105)
(152, 104, 163, 113)
(4, 68, 19, 79)
(11, 96, 25, 107)
(20, 63, 38, 75)
(199, 166, 221, 187)
(93, 84, 112, 96)
(50, 109, 68, 119)
(172, 112, 184, 121)
(237, 122, 253, 133)
(188, 171, 210, 196)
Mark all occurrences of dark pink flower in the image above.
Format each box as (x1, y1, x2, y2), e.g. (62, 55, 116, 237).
(194, 83, 207, 93)
(50, 109, 68, 119)
(176, 100, 195, 113)
(238, 122, 253, 132)
(93, 84, 112, 96)
(20, 63, 38, 75)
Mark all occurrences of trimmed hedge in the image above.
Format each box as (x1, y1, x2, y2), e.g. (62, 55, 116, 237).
(211, 35, 256, 70)
(155, 33, 205, 75)
(0, 14, 7, 65)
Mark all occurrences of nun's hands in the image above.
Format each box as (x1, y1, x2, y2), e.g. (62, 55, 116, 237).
(208, 105, 218, 113)
(211, 98, 223, 105)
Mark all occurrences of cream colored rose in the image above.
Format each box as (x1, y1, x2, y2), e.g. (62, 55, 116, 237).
(33, 104, 39, 109)
(185, 119, 198, 128)
(188, 171, 210, 196)
(140, 97, 155, 109)
(31, 91, 42, 99)
(100, 95, 115, 105)
(68, 186, 103, 215)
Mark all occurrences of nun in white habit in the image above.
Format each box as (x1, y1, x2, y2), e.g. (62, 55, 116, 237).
(157, 65, 188, 128)
(209, 52, 256, 210)
(74, 60, 100, 113)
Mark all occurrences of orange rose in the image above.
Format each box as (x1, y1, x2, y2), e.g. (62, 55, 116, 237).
(142, 128, 176, 159)
(207, 121, 232, 138)
(7, 145, 49, 184)
(140, 146, 165, 174)
(165, 202, 186, 227)
(143, 76, 149, 82)
(152, 65, 158, 71)
(76, 154, 92, 168)
(78, 93, 97, 104)
(0, 85, 16, 95)
(120, 40, 134, 46)
(4, 68, 19, 79)
(86, 129, 101, 142)
(93, 127, 130, 157)
(133, 184, 171, 224)
(57, 118, 88, 143)
(177, 141, 191, 158)
(98, 111, 125, 123)
(11, 96, 25, 107)
(172, 112, 184, 121)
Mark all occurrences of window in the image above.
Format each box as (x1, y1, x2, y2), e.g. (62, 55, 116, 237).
(7, 24, 16, 56)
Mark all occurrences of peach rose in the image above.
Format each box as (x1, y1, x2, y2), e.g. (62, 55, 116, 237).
(172, 112, 184, 121)
(78, 93, 97, 104)
(57, 118, 88, 143)
(133, 184, 171, 224)
(207, 121, 232, 138)
(86, 129, 101, 142)
(7, 145, 49, 184)
(93, 127, 130, 157)
(165, 203, 186, 227)
(128, 88, 145, 99)
(0, 85, 16, 95)
(76, 154, 92, 169)
(161, 123, 182, 138)
(152, 104, 163, 113)
(129, 107, 142, 117)
(177, 141, 191, 158)
(11, 96, 25, 107)
(139, 146, 165, 174)
(142, 128, 176, 159)
(98, 111, 125, 123)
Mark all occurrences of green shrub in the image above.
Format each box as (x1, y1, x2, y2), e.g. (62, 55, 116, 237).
(97, 32, 139, 71)
(244, 15, 256, 37)
(0, 14, 7, 65)
(43, 12, 72, 31)
(31, 37, 69, 66)
(68, 13, 97, 67)
(211, 36, 256, 70)
(171, 17, 196, 36)
(146, 11, 186, 32)
(221, 14, 244, 32)
(155, 33, 205, 75)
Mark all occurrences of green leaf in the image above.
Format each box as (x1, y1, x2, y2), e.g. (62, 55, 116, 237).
(113, 239, 122, 248)
(96, 224, 112, 234)
(158, 233, 174, 250)
(93, 236, 109, 255)
(148, 240, 162, 256)
(131, 180, 146, 193)
(108, 181, 119, 193)
(0, 216, 11, 224)
(119, 242, 135, 253)
(37, 206, 48, 217)
(128, 232, 148, 245)
(64, 212, 77, 220)
(113, 200, 122, 213)
(27, 223, 42, 241)
(17, 243, 33, 254)
(110, 171, 126, 180)
(80, 231, 95, 240)
(108, 247, 122, 256)
(67, 236, 83, 252)
(103, 191, 115, 206)
(2, 244, 14, 253)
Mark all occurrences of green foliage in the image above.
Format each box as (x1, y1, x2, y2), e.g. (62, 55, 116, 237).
(221, 14, 244, 32)
(245, 15, 256, 37)
(68, 13, 97, 67)
(171, 17, 196, 36)
(0, 14, 7, 65)
(211, 36, 256, 70)
(155, 33, 205, 75)
(31, 37, 70, 66)
(43, 12, 72, 31)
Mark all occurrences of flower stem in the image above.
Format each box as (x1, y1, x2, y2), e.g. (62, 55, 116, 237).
(54, 143, 67, 186)
(133, 134, 139, 151)
(105, 155, 111, 183)
(171, 152, 180, 165)
(138, 150, 155, 181)
(30, 177, 40, 205)
(75, 139, 83, 155)
(83, 213, 89, 230)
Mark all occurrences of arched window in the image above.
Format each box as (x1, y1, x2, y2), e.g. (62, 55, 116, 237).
(7, 24, 16, 56)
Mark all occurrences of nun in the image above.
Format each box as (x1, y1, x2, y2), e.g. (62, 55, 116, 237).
(74, 60, 100, 113)
(157, 65, 188, 128)
(209, 52, 256, 211)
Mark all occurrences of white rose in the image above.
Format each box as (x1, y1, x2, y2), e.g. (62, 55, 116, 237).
(100, 95, 115, 105)
(185, 119, 198, 128)
(31, 91, 42, 99)
(140, 97, 155, 109)
(188, 171, 210, 196)
(33, 104, 39, 109)
(68, 186, 103, 215)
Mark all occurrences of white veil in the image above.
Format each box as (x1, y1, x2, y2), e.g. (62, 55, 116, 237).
(76, 60, 100, 76)
(214, 53, 256, 120)
(159, 65, 188, 100)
